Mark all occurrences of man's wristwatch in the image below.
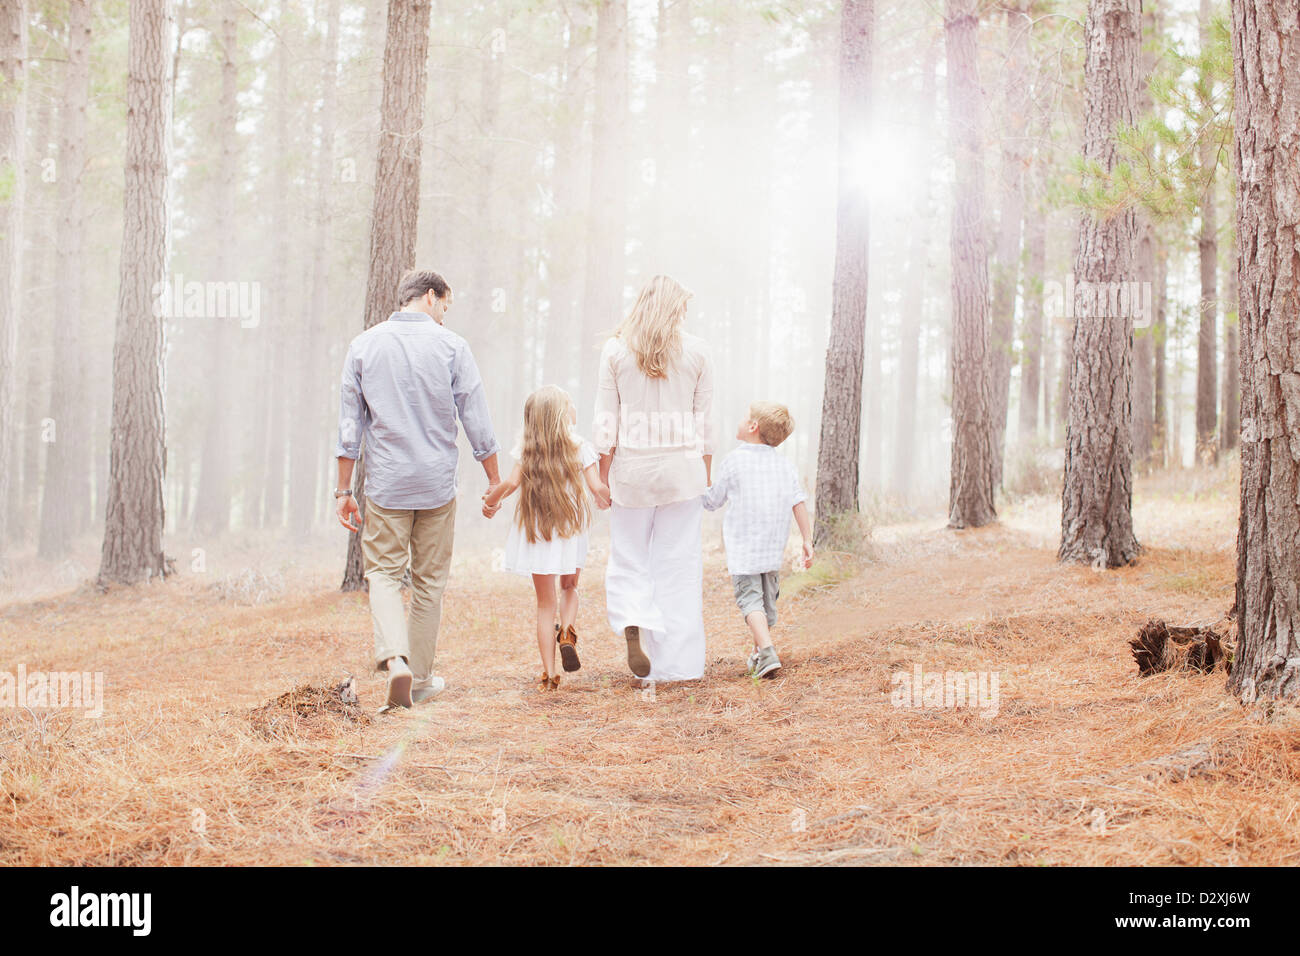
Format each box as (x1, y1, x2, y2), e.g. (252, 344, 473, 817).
(334, 489, 353, 498)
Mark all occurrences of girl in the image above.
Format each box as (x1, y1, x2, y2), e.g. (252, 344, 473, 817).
(482, 386, 611, 691)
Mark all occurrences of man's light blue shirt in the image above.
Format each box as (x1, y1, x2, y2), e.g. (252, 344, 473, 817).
(336, 311, 500, 510)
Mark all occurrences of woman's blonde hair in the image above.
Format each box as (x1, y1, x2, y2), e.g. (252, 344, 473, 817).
(616, 275, 692, 378)
(516, 386, 591, 544)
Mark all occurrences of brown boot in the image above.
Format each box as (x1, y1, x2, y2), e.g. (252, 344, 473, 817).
(558, 625, 581, 672)
(625, 626, 651, 678)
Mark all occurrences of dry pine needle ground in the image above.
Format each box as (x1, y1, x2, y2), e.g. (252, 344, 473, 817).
(1, 475, 1297, 866)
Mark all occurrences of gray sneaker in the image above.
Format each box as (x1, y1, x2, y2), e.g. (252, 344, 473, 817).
(753, 646, 782, 679)
(745, 651, 760, 676)
(412, 676, 446, 704)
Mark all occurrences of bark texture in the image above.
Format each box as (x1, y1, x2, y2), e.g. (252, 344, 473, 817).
(945, 0, 996, 529)
(812, 0, 872, 546)
(1017, 159, 1047, 439)
(1059, 0, 1140, 567)
(1131, 1, 1158, 470)
(98, 0, 174, 586)
(341, 0, 432, 591)
(1195, 0, 1219, 465)
(1221, 247, 1240, 452)
(990, 3, 1029, 488)
(1230, 0, 1300, 703)
(1153, 242, 1168, 464)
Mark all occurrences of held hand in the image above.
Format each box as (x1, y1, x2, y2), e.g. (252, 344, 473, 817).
(481, 480, 503, 519)
(801, 540, 814, 569)
(593, 482, 612, 511)
(337, 495, 362, 534)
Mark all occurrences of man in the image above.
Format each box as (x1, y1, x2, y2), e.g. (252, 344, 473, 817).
(335, 269, 500, 710)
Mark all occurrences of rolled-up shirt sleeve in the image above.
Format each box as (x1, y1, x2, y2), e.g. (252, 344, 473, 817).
(790, 463, 808, 507)
(336, 341, 367, 459)
(452, 341, 501, 461)
(693, 343, 715, 456)
(593, 339, 620, 454)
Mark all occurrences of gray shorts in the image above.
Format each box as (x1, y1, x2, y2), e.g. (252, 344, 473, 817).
(732, 571, 780, 627)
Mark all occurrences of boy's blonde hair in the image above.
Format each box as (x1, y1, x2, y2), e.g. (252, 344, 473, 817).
(750, 402, 794, 447)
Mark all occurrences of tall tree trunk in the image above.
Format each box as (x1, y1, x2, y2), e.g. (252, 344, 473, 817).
(1221, 241, 1239, 453)
(39, 0, 93, 559)
(543, 8, 590, 394)
(1195, 0, 1218, 465)
(1231, 0, 1300, 703)
(97, 0, 174, 586)
(1059, 0, 1140, 567)
(18, 94, 53, 543)
(1153, 242, 1168, 465)
(291, 0, 340, 538)
(1131, 1, 1158, 471)
(579, 0, 628, 422)
(812, 0, 872, 547)
(944, 0, 996, 529)
(651, 0, 690, 269)
(990, 2, 1029, 488)
(1133, 224, 1156, 471)
(464, 28, 504, 414)
(261, 0, 293, 531)
(1055, 312, 1070, 445)
(862, 254, 881, 492)
(893, 40, 937, 500)
(1042, 315, 1053, 440)
(0, 0, 27, 572)
(193, 4, 238, 535)
(340, 0, 432, 591)
(1017, 157, 1047, 440)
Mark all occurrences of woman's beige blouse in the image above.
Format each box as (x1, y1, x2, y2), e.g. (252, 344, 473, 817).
(593, 332, 715, 508)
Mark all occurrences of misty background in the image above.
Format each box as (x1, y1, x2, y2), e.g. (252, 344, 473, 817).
(2, 0, 1228, 594)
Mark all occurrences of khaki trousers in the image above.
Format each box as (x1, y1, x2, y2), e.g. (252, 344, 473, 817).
(361, 497, 457, 680)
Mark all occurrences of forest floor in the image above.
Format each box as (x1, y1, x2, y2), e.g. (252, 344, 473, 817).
(2, 462, 1298, 866)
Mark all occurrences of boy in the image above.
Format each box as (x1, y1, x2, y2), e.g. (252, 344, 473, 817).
(702, 401, 814, 678)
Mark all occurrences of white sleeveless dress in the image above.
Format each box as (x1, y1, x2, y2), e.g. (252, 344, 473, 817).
(502, 435, 599, 576)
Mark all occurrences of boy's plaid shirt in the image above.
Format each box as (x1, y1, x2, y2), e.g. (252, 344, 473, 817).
(702, 443, 807, 575)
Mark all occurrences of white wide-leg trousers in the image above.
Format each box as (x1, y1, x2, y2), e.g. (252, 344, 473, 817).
(605, 497, 706, 682)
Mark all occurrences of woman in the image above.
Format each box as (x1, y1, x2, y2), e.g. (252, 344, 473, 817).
(594, 275, 714, 682)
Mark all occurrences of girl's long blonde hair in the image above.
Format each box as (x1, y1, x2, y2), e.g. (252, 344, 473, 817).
(517, 386, 591, 544)
(616, 275, 692, 378)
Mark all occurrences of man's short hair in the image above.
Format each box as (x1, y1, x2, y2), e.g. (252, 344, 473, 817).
(750, 401, 794, 447)
(396, 269, 450, 306)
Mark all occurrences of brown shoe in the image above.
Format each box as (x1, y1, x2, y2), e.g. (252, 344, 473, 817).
(625, 626, 651, 678)
(558, 625, 581, 672)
